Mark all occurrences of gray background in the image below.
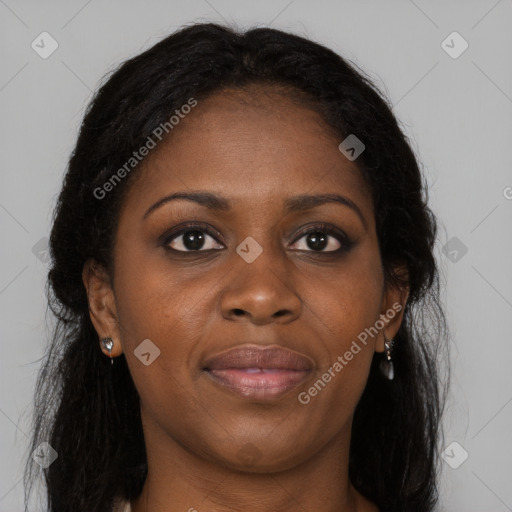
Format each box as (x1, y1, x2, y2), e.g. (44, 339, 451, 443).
(1, 0, 511, 510)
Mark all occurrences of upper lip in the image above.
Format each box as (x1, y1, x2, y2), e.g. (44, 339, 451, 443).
(203, 344, 314, 371)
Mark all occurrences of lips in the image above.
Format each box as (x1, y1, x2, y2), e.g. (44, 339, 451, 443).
(202, 345, 314, 400)
(203, 345, 314, 372)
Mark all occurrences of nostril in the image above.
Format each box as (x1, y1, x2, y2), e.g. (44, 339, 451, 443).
(233, 309, 245, 316)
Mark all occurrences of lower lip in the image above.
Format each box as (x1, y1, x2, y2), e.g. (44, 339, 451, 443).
(205, 368, 310, 400)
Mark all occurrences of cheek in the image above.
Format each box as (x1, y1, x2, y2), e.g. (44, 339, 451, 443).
(112, 245, 222, 400)
(112, 259, 207, 424)
(307, 240, 383, 349)
(302, 244, 383, 405)
(113, 239, 209, 340)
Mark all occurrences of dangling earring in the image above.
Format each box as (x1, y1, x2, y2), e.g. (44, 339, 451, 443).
(101, 337, 114, 365)
(379, 334, 395, 380)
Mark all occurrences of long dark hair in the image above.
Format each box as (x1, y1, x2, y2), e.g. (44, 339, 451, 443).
(23, 22, 449, 512)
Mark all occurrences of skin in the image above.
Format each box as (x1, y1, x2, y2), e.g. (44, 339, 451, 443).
(83, 84, 409, 512)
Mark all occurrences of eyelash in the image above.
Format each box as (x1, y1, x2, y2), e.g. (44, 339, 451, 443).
(162, 222, 355, 254)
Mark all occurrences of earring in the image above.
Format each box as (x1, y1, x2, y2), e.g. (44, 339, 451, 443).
(379, 334, 395, 380)
(101, 337, 114, 365)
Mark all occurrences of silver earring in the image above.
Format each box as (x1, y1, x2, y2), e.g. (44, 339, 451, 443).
(379, 334, 395, 380)
(101, 337, 114, 365)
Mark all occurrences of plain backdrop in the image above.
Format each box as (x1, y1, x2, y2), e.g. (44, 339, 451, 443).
(1, 1, 511, 511)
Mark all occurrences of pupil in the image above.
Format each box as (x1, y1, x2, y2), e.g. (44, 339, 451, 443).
(183, 230, 205, 250)
(307, 232, 327, 251)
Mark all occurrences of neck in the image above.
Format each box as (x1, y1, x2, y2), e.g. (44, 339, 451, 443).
(130, 416, 378, 512)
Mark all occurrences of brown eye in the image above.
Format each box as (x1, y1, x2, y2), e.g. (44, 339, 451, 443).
(163, 223, 224, 252)
(290, 224, 355, 253)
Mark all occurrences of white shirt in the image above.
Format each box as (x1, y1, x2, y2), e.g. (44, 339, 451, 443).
(111, 495, 131, 512)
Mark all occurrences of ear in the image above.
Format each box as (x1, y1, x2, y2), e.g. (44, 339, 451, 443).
(82, 258, 123, 358)
(375, 264, 409, 353)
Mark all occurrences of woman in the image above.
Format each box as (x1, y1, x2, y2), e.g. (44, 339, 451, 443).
(24, 22, 449, 512)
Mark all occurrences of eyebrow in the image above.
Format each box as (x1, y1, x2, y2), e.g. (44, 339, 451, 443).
(143, 191, 367, 229)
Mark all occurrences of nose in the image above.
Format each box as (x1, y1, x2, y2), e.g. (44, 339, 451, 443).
(220, 253, 302, 326)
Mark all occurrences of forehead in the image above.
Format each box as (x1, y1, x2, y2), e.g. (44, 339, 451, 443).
(121, 85, 372, 218)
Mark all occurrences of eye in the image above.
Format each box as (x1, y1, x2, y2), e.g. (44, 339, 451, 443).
(289, 223, 354, 253)
(163, 223, 224, 252)
(162, 222, 354, 254)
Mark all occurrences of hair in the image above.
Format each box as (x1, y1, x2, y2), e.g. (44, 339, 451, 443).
(23, 22, 449, 512)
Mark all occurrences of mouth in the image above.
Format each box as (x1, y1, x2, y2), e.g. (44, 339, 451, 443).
(202, 345, 314, 401)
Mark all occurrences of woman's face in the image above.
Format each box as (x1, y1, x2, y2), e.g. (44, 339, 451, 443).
(87, 85, 406, 472)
